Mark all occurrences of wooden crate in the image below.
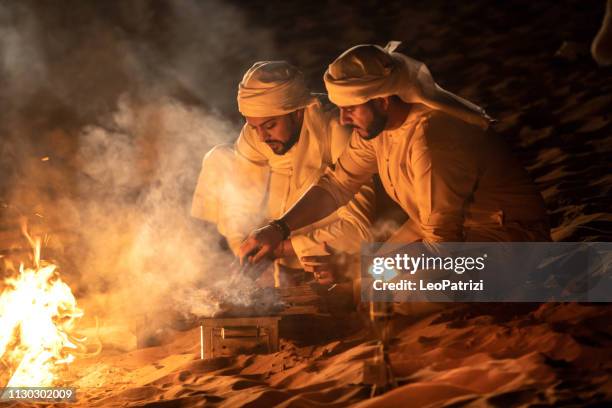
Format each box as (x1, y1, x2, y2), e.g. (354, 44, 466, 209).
(201, 316, 280, 359)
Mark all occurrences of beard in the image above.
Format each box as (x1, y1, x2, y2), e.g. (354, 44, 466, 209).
(267, 141, 291, 155)
(354, 103, 388, 140)
(267, 126, 301, 155)
(357, 119, 386, 140)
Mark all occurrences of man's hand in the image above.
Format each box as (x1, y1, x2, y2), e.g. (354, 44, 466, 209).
(300, 243, 347, 285)
(301, 254, 336, 285)
(239, 224, 284, 265)
(272, 239, 296, 259)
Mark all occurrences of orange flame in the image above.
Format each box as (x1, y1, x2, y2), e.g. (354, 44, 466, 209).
(0, 223, 83, 387)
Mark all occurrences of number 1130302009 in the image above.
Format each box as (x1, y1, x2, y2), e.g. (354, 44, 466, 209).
(0, 387, 76, 402)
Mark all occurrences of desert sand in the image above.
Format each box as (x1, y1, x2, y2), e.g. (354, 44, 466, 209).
(1, 0, 611, 407)
(4, 303, 610, 407)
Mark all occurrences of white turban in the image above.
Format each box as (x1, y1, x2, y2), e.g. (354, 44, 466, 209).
(237, 61, 316, 117)
(324, 43, 493, 129)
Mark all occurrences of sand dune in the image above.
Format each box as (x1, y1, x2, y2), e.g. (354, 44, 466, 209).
(1, 0, 611, 406)
(5, 303, 604, 407)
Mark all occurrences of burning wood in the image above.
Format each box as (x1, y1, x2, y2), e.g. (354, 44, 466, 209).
(0, 221, 84, 388)
(212, 284, 326, 318)
(180, 259, 325, 320)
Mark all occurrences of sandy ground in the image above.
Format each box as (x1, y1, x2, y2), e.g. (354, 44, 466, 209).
(2, 0, 612, 406)
(5, 303, 611, 407)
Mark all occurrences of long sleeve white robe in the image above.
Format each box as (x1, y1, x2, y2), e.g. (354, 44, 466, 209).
(192, 101, 376, 268)
(316, 104, 549, 242)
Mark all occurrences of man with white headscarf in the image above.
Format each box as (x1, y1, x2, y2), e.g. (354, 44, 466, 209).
(592, 0, 612, 66)
(192, 61, 375, 286)
(239, 44, 550, 264)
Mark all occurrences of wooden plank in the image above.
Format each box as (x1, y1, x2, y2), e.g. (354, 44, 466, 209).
(221, 327, 258, 338)
(280, 305, 319, 315)
(281, 295, 320, 303)
(202, 316, 280, 327)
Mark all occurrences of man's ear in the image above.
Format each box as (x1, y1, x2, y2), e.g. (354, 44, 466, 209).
(293, 108, 305, 122)
(372, 97, 391, 112)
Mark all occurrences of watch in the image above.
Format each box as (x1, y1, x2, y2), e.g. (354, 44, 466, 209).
(270, 219, 291, 240)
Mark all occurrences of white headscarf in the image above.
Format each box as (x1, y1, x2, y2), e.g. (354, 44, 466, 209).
(323, 43, 493, 129)
(237, 61, 317, 117)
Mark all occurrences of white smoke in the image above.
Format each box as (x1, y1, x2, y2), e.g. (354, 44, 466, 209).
(0, 0, 279, 331)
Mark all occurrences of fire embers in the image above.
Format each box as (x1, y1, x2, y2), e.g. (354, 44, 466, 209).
(0, 223, 84, 387)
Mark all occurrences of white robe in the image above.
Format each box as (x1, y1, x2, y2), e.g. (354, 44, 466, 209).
(317, 104, 550, 242)
(192, 101, 376, 268)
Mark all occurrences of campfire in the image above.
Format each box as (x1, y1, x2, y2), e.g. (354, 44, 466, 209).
(0, 221, 84, 388)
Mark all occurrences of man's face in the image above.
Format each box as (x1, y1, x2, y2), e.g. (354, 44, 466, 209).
(246, 110, 303, 155)
(339, 99, 387, 140)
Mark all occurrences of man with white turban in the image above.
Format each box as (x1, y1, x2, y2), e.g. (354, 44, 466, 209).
(592, 0, 612, 67)
(239, 44, 550, 264)
(192, 61, 375, 286)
